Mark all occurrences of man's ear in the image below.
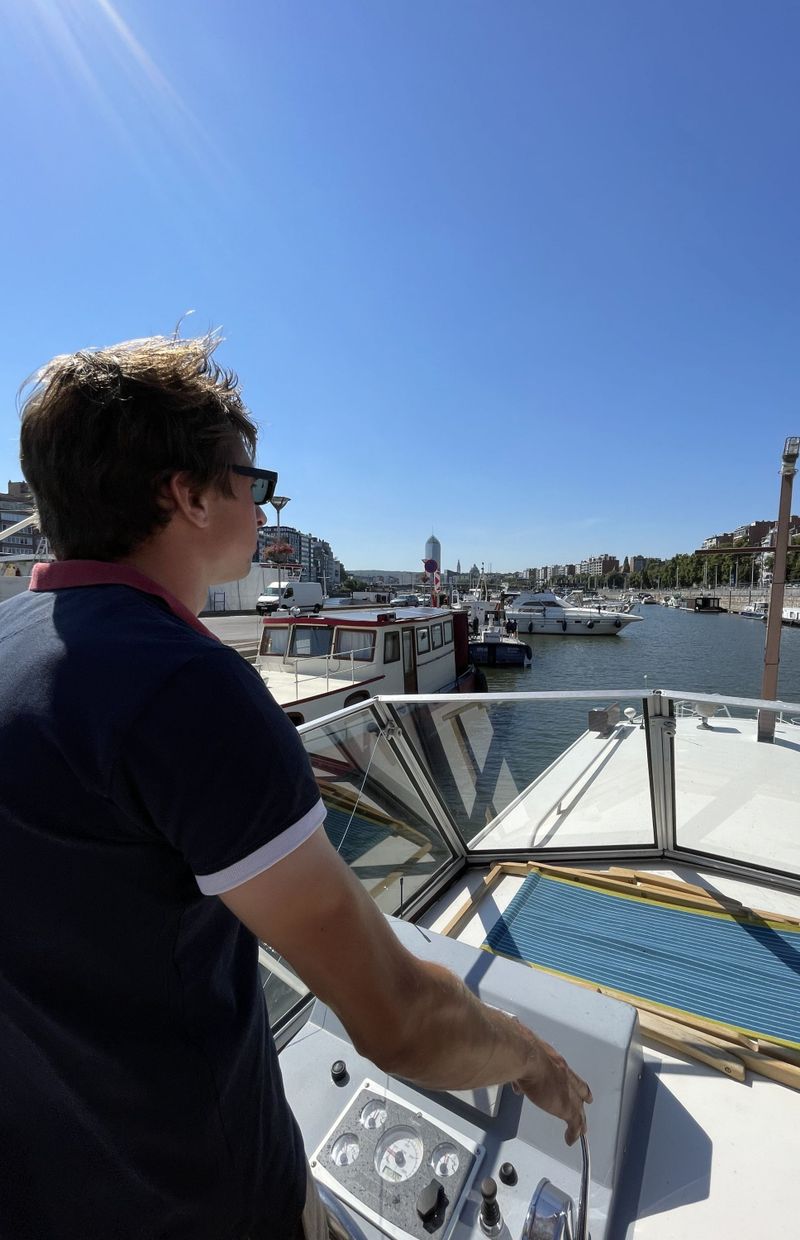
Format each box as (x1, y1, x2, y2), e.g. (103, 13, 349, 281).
(163, 472, 212, 528)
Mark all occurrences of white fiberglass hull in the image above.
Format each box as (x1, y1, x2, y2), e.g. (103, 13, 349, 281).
(507, 606, 642, 635)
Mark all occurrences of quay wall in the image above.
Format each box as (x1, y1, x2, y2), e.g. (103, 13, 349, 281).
(606, 585, 800, 614)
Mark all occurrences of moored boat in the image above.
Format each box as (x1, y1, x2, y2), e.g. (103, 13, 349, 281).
(740, 600, 769, 618)
(505, 589, 643, 636)
(256, 606, 481, 724)
(680, 594, 727, 613)
(468, 624, 533, 667)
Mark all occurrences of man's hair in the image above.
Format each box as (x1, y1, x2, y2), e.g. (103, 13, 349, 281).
(19, 333, 258, 560)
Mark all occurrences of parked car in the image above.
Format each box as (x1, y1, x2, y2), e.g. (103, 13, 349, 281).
(388, 594, 422, 607)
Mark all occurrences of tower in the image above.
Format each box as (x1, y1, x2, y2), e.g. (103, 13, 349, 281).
(425, 532, 441, 569)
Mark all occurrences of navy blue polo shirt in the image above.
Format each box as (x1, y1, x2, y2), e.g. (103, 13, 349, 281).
(0, 562, 326, 1239)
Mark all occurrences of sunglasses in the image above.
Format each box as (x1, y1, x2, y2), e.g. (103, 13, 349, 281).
(229, 465, 278, 505)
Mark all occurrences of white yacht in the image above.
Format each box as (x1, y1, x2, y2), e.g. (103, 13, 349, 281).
(505, 589, 643, 636)
(268, 683, 800, 1240)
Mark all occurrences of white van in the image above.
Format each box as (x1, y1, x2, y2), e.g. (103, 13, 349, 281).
(256, 581, 325, 615)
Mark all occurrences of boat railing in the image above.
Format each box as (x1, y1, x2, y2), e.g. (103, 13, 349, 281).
(279, 645, 377, 694)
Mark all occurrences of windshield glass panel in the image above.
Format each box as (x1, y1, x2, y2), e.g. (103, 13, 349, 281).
(290, 627, 333, 657)
(388, 695, 656, 851)
(262, 702, 458, 1030)
(258, 626, 289, 656)
(670, 695, 800, 877)
(333, 629, 376, 661)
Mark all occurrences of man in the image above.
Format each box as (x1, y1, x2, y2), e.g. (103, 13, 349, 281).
(0, 334, 590, 1240)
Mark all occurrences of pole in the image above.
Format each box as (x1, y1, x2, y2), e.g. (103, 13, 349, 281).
(269, 496, 290, 594)
(758, 437, 799, 742)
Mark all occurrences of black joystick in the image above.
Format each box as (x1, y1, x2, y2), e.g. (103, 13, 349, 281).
(479, 1177, 503, 1236)
(330, 1059, 348, 1084)
(499, 1161, 518, 1186)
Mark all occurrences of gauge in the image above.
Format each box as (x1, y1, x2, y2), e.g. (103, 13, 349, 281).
(331, 1133, 360, 1168)
(430, 1142, 460, 1178)
(374, 1126, 424, 1183)
(359, 1100, 388, 1130)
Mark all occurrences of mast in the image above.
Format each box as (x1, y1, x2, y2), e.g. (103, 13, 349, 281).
(757, 436, 799, 742)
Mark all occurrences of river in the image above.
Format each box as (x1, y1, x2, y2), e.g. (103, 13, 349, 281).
(481, 604, 800, 777)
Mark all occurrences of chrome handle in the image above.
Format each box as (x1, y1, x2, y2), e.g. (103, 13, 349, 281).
(520, 1131, 591, 1240)
(575, 1134, 590, 1240)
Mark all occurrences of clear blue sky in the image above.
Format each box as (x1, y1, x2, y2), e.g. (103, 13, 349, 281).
(1, 1, 798, 572)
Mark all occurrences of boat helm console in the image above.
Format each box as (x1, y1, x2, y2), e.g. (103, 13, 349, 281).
(281, 919, 642, 1240)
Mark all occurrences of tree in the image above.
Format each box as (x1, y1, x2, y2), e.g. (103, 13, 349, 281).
(789, 535, 800, 584)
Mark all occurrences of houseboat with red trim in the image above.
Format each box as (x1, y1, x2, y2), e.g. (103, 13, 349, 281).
(255, 606, 482, 725)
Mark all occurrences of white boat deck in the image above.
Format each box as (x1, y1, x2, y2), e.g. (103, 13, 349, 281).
(260, 660, 382, 708)
(413, 713, 800, 1240)
(470, 711, 800, 874)
(418, 860, 800, 1239)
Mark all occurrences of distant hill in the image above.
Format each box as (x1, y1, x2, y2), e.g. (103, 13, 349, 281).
(349, 569, 419, 579)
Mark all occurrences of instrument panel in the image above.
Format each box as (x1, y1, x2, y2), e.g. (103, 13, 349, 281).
(311, 1080, 484, 1240)
(281, 917, 642, 1240)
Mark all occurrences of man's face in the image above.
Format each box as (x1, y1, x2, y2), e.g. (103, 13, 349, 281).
(206, 461, 266, 584)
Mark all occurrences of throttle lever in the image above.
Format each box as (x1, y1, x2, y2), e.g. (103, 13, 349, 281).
(520, 1132, 590, 1240)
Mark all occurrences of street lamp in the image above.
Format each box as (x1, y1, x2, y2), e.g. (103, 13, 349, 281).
(270, 495, 290, 590)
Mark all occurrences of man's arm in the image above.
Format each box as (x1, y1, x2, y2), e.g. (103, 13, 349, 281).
(220, 828, 591, 1144)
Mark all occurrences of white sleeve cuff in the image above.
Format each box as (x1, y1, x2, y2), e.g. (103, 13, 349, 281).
(195, 798, 327, 895)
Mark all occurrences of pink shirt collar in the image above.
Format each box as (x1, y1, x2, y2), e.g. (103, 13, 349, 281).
(30, 561, 219, 641)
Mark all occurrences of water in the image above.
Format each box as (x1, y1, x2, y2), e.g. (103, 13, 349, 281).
(489, 605, 800, 699)
(483, 605, 800, 774)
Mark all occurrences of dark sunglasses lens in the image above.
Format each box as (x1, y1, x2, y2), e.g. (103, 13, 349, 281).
(251, 479, 270, 504)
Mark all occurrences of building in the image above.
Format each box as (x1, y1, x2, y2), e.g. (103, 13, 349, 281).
(424, 532, 441, 570)
(628, 555, 647, 575)
(0, 482, 40, 557)
(732, 521, 774, 545)
(259, 524, 341, 591)
(701, 533, 733, 549)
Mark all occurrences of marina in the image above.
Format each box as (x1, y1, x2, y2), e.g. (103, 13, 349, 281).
(2, 6, 799, 1238)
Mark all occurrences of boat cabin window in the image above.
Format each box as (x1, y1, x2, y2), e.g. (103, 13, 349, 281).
(417, 627, 430, 654)
(333, 628, 376, 661)
(259, 626, 290, 656)
(443, 620, 453, 643)
(290, 626, 333, 657)
(383, 631, 400, 663)
(431, 622, 443, 649)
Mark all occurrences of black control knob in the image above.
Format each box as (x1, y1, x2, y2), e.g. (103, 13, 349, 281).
(479, 1178, 502, 1236)
(416, 1178, 447, 1231)
(499, 1161, 518, 1186)
(330, 1059, 348, 1084)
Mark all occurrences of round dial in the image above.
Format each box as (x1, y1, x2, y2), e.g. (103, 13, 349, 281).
(331, 1133, 360, 1167)
(374, 1126, 424, 1183)
(359, 1100, 388, 1130)
(430, 1142, 460, 1178)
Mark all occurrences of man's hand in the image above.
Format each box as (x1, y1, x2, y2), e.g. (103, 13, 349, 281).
(512, 1035, 593, 1146)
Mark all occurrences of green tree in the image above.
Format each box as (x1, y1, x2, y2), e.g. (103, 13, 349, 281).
(789, 535, 800, 583)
